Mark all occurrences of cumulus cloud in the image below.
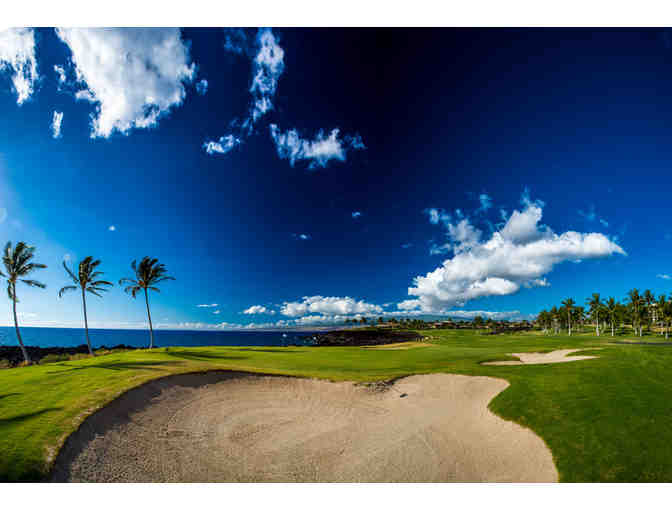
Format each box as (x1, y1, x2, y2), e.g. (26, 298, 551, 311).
(51, 111, 63, 139)
(195, 79, 208, 95)
(402, 196, 626, 312)
(281, 296, 383, 317)
(55, 28, 196, 138)
(203, 134, 241, 155)
(243, 305, 276, 315)
(197, 303, 218, 308)
(270, 125, 365, 169)
(0, 28, 38, 105)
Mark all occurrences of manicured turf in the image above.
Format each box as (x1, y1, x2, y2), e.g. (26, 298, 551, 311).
(0, 329, 670, 481)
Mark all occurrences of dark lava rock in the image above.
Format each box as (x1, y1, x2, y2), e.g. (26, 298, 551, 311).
(0, 344, 137, 367)
(312, 328, 422, 347)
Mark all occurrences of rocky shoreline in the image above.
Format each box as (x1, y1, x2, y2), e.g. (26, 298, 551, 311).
(0, 344, 137, 367)
(312, 328, 422, 346)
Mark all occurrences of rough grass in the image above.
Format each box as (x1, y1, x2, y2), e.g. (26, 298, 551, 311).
(0, 329, 670, 481)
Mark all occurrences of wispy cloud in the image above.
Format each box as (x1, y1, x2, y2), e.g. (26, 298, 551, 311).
(658, 274, 672, 280)
(351, 211, 362, 219)
(401, 243, 412, 249)
(54, 64, 66, 84)
(203, 134, 241, 155)
(55, 28, 196, 138)
(270, 125, 365, 169)
(243, 305, 276, 315)
(108, 225, 116, 231)
(0, 28, 38, 105)
(292, 233, 311, 241)
(197, 303, 218, 308)
(51, 111, 63, 139)
(578, 204, 609, 227)
(195, 79, 208, 95)
(249, 28, 285, 123)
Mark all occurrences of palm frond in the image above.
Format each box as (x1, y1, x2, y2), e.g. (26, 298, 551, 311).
(119, 277, 138, 286)
(58, 285, 78, 298)
(86, 288, 103, 297)
(147, 286, 160, 293)
(20, 279, 46, 289)
(62, 261, 79, 284)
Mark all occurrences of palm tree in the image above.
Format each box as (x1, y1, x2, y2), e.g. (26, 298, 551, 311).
(59, 256, 113, 356)
(561, 298, 575, 335)
(0, 242, 47, 365)
(587, 293, 603, 336)
(605, 297, 618, 337)
(628, 289, 643, 337)
(119, 257, 175, 349)
(644, 289, 655, 334)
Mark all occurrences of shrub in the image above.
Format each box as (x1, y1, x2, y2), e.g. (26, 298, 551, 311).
(40, 353, 69, 364)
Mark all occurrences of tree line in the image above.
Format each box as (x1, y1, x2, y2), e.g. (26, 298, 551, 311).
(537, 290, 672, 338)
(1, 242, 174, 366)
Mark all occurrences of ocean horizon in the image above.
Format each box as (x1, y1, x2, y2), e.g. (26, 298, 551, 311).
(0, 326, 320, 349)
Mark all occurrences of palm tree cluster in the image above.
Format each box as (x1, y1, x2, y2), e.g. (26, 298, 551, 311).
(537, 289, 672, 338)
(0, 242, 174, 366)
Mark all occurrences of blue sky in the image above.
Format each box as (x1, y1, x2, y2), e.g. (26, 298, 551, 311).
(1, 27, 671, 329)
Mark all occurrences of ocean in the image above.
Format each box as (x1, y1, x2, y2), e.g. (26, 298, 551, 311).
(0, 327, 319, 349)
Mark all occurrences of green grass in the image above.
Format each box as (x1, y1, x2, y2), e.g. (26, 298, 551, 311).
(1, 329, 671, 481)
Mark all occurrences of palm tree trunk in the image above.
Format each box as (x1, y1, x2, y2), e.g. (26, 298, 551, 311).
(144, 287, 154, 349)
(81, 288, 94, 356)
(611, 320, 614, 337)
(12, 284, 30, 365)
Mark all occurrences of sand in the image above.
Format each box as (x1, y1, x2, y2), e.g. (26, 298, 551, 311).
(50, 371, 558, 483)
(482, 348, 601, 366)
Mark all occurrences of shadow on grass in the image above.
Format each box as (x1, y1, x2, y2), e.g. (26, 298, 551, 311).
(0, 393, 21, 401)
(235, 348, 307, 353)
(0, 407, 62, 427)
(162, 350, 248, 362)
(45, 360, 184, 375)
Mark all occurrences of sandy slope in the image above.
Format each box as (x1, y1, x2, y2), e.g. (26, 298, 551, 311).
(482, 348, 601, 366)
(51, 371, 558, 482)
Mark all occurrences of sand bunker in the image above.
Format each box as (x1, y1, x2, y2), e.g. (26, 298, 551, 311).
(483, 348, 601, 366)
(51, 371, 557, 482)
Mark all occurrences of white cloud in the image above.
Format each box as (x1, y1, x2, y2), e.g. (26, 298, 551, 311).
(54, 64, 66, 83)
(352, 211, 362, 218)
(292, 233, 310, 241)
(281, 296, 383, 317)
(402, 197, 626, 312)
(108, 225, 116, 231)
(270, 125, 365, 168)
(249, 28, 284, 122)
(477, 193, 492, 214)
(243, 305, 276, 315)
(197, 303, 218, 308)
(223, 28, 248, 55)
(55, 28, 196, 138)
(429, 242, 451, 255)
(203, 134, 241, 155)
(0, 28, 38, 105)
(213, 310, 221, 315)
(196, 79, 208, 95)
(51, 111, 63, 139)
(657, 274, 672, 280)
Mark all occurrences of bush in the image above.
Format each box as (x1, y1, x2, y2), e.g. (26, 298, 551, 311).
(0, 359, 10, 369)
(40, 353, 69, 364)
(68, 353, 92, 361)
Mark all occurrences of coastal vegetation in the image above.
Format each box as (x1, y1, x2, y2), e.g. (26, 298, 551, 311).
(537, 288, 672, 338)
(2, 328, 672, 482)
(0, 242, 47, 365)
(58, 257, 114, 356)
(119, 257, 175, 349)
